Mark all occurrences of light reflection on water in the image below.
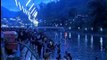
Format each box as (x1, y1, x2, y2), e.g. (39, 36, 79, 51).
(85, 34, 88, 48)
(78, 34, 80, 47)
(44, 31, 106, 60)
(62, 33, 106, 60)
(91, 35, 93, 48)
(100, 37, 103, 51)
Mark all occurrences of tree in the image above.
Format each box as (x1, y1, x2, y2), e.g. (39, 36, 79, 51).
(87, 0, 107, 28)
(68, 8, 77, 18)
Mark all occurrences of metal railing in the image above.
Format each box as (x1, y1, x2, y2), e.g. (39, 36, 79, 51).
(17, 42, 38, 60)
(1, 41, 38, 60)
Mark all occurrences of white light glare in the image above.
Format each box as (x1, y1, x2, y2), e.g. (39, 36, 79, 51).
(33, 20, 39, 27)
(91, 27, 93, 30)
(100, 27, 103, 31)
(3, 18, 7, 20)
(85, 28, 87, 31)
(1, 25, 8, 27)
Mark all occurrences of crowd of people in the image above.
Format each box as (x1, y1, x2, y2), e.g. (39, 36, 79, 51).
(1, 27, 72, 60)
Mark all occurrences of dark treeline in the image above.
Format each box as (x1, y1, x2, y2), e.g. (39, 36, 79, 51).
(37, 0, 107, 29)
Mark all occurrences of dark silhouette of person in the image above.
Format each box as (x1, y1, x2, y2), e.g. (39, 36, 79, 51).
(64, 51, 72, 60)
(37, 42, 42, 57)
(43, 49, 50, 60)
(36, 34, 43, 57)
(57, 43, 61, 54)
(56, 54, 61, 60)
(95, 57, 98, 60)
(67, 53, 72, 60)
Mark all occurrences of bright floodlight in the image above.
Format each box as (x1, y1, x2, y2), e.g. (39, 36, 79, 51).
(33, 20, 39, 27)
